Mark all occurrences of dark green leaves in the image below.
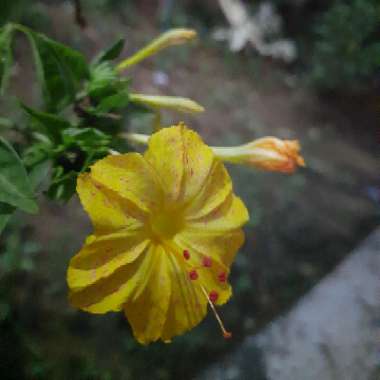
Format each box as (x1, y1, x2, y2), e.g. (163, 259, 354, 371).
(48, 128, 111, 201)
(24, 27, 89, 112)
(0, 202, 14, 234)
(0, 23, 133, 207)
(77, 60, 130, 134)
(310, 0, 380, 91)
(0, 24, 90, 110)
(87, 62, 120, 99)
(0, 137, 38, 214)
(21, 104, 71, 143)
(61, 128, 111, 152)
(0, 24, 14, 93)
(96, 90, 130, 113)
(94, 37, 125, 64)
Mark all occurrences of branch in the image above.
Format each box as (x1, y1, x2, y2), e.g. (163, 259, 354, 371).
(73, 0, 87, 29)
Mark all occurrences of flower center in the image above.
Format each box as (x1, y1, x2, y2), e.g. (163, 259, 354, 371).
(149, 208, 184, 240)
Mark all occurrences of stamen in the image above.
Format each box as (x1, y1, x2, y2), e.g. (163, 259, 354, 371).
(183, 249, 190, 260)
(200, 285, 232, 339)
(202, 256, 212, 267)
(189, 269, 198, 280)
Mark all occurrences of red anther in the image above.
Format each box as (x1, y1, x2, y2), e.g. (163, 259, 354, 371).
(189, 269, 198, 280)
(183, 249, 190, 260)
(218, 272, 227, 283)
(209, 290, 218, 303)
(202, 256, 212, 267)
(223, 331, 232, 339)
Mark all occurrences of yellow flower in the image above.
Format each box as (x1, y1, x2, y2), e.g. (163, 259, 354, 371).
(213, 137, 305, 173)
(67, 125, 249, 344)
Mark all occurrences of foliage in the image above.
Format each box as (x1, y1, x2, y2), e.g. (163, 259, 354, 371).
(0, 22, 145, 230)
(0, 136, 38, 228)
(309, 0, 380, 91)
(0, 0, 26, 26)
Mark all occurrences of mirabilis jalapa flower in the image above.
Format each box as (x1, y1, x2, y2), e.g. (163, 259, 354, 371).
(68, 125, 249, 344)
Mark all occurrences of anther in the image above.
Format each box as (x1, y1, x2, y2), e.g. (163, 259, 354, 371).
(183, 249, 190, 260)
(202, 256, 212, 267)
(189, 269, 198, 280)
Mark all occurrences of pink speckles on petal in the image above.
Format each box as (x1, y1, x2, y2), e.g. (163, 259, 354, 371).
(189, 269, 198, 280)
(209, 290, 218, 303)
(202, 256, 212, 267)
(218, 272, 227, 283)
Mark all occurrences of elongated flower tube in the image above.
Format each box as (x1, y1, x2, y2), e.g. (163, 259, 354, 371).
(116, 29, 197, 71)
(125, 133, 305, 174)
(129, 94, 205, 114)
(213, 137, 305, 173)
(67, 125, 248, 344)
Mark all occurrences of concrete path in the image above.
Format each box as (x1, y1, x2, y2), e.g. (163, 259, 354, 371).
(199, 228, 380, 380)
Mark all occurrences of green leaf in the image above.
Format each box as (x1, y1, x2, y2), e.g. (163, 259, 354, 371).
(23, 141, 52, 168)
(28, 159, 51, 191)
(21, 104, 71, 142)
(0, 24, 14, 94)
(87, 61, 119, 99)
(93, 37, 125, 64)
(0, 137, 38, 213)
(16, 25, 89, 112)
(61, 127, 111, 151)
(0, 202, 14, 234)
(47, 169, 77, 202)
(96, 90, 129, 113)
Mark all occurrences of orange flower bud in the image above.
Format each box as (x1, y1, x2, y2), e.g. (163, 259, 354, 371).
(213, 137, 305, 173)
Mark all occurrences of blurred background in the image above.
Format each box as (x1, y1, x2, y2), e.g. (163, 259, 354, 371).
(0, 1, 379, 379)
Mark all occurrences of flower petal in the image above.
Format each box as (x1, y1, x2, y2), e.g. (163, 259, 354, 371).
(77, 173, 145, 235)
(144, 125, 214, 204)
(173, 232, 242, 306)
(160, 247, 208, 342)
(68, 244, 153, 313)
(184, 160, 232, 220)
(124, 245, 172, 344)
(67, 231, 149, 289)
(187, 194, 249, 232)
(89, 153, 163, 213)
(175, 228, 245, 269)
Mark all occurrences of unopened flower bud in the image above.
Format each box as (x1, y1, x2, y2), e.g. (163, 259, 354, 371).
(116, 29, 197, 71)
(129, 94, 204, 114)
(213, 137, 305, 173)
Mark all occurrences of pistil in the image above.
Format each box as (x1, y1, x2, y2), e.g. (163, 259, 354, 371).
(200, 285, 232, 339)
